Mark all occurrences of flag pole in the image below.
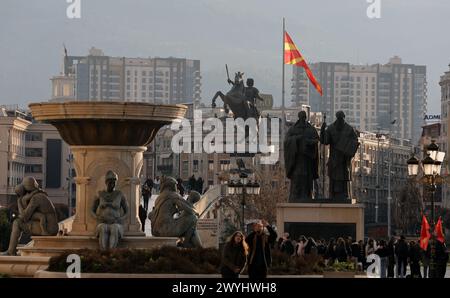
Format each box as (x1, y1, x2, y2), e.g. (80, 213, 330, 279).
(282, 17, 285, 111)
(281, 17, 286, 141)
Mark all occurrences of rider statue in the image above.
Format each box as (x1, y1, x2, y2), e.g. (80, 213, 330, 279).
(212, 69, 264, 121)
(244, 78, 264, 119)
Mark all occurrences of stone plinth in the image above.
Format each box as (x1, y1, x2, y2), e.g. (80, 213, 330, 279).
(276, 202, 364, 241)
(0, 256, 50, 277)
(18, 236, 178, 257)
(69, 145, 146, 236)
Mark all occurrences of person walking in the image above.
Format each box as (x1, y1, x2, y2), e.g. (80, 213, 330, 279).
(176, 177, 185, 197)
(141, 177, 153, 211)
(387, 237, 396, 278)
(220, 231, 248, 278)
(325, 238, 336, 265)
(196, 177, 204, 194)
(153, 176, 160, 194)
(246, 220, 277, 279)
(138, 204, 147, 233)
(421, 242, 431, 278)
(409, 240, 422, 278)
(395, 235, 409, 278)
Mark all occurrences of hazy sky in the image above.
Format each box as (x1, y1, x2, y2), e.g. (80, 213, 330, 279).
(0, 0, 449, 113)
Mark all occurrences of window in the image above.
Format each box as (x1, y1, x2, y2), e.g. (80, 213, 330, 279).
(208, 160, 214, 171)
(25, 148, 43, 157)
(25, 132, 42, 142)
(193, 160, 199, 172)
(220, 160, 230, 171)
(182, 161, 189, 176)
(25, 164, 42, 173)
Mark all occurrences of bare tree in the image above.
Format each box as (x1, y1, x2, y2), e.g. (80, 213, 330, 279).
(393, 178, 423, 235)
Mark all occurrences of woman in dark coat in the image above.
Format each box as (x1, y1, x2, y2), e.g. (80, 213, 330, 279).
(220, 231, 248, 278)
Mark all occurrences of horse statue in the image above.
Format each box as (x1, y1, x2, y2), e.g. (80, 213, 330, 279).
(212, 71, 257, 121)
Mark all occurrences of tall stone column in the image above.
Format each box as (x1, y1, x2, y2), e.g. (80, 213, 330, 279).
(69, 146, 146, 236)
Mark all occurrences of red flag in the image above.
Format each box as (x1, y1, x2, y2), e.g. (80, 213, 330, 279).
(420, 215, 431, 250)
(284, 31, 322, 96)
(435, 217, 445, 243)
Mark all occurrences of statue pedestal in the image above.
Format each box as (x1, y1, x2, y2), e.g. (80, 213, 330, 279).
(17, 236, 177, 257)
(276, 202, 364, 241)
(69, 145, 146, 236)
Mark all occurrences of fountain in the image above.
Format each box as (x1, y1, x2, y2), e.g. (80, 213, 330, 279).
(18, 101, 187, 256)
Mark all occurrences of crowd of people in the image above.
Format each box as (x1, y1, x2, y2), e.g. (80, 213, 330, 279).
(276, 234, 449, 278)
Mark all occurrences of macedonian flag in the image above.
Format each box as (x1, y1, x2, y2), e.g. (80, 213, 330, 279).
(284, 31, 322, 96)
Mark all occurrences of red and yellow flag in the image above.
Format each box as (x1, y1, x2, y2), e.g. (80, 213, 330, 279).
(435, 217, 445, 243)
(284, 31, 322, 96)
(420, 215, 431, 250)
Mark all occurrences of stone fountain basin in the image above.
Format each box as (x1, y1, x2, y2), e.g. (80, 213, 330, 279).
(29, 101, 187, 146)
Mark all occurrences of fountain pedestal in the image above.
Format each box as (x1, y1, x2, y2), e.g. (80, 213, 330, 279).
(16, 101, 187, 257)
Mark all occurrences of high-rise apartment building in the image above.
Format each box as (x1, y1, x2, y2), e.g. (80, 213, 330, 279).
(52, 47, 201, 105)
(292, 56, 427, 144)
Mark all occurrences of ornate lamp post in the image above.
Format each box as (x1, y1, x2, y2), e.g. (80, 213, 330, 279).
(406, 140, 445, 278)
(227, 171, 260, 233)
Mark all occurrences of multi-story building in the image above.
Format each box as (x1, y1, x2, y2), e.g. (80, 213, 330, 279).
(52, 47, 201, 105)
(440, 64, 450, 208)
(0, 107, 72, 208)
(292, 56, 427, 144)
(352, 132, 417, 236)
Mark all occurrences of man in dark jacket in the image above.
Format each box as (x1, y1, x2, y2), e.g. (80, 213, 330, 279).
(395, 235, 409, 278)
(246, 220, 277, 279)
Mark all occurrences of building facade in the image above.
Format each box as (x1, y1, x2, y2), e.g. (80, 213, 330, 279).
(440, 64, 450, 208)
(292, 56, 427, 144)
(0, 108, 72, 208)
(54, 47, 201, 105)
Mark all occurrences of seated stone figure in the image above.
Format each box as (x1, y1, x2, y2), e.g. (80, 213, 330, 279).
(15, 184, 48, 236)
(1, 177, 58, 255)
(91, 170, 129, 250)
(148, 177, 202, 248)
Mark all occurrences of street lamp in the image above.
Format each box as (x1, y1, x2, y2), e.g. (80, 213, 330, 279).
(227, 171, 260, 233)
(406, 140, 445, 278)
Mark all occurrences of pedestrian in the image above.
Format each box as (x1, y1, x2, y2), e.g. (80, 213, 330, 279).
(395, 235, 409, 278)
(325, 238, 336, 265)
(434, 241, 449, 278)
(220, 231, 248, 278)
(421, 242, 431, 278)
(188, 175, 196, 192)
(141, 177, 153, 211)
(408, 240, 422, 278)
(386, 237, 396, 278)
(138, 204, 147, 233)
(375, 240, 389, 278)
(246, 220, 277, 279)
(279, 233, 295, 256)
(196, 177, 204, 194)
(335, 237, 348, 262)
(366, 238, 377, 256)
(296, 235, 307, 257)
(304, 237, 317, 255)
(317, 239, 327, 256)
(154, 176, 160, 193)
(176, 177, 185, 197)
